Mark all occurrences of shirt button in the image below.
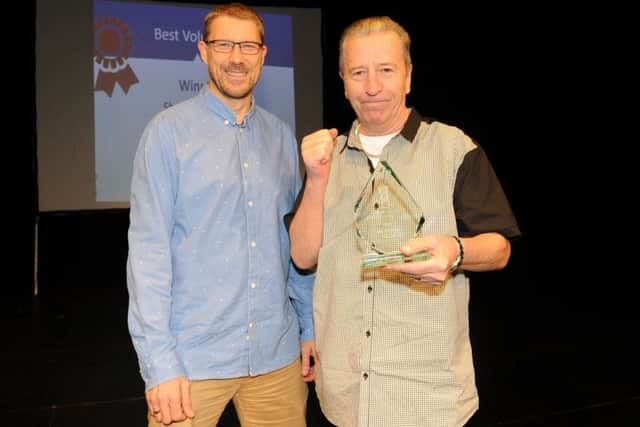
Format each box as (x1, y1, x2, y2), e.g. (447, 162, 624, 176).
(249, 322, 253, 328)
(246, 335, 250, 341)
(365, 330, 371, 337)
(224, 120, 230, 125)
(247, 200, 253, 207)
(250, 282, 257, 289)
(367, 285, 372, 293)
(363, 373, 368, 380)
(243, 162, 249, 169)
(250, 241, 256, 248)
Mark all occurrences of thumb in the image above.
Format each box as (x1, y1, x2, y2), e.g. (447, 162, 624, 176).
(400, 243, 416, 255)
(328, 128, 338, 139)
(401, 236, 435, 255)
(401, 239, 424, 255)
(180, 378, 194, 418)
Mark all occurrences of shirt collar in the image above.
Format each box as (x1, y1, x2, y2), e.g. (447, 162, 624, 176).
(339, 108, 425, 154)
(202, 86, 256, 128)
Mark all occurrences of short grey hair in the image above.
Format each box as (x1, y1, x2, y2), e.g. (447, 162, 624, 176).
(339, 16, 411, 72)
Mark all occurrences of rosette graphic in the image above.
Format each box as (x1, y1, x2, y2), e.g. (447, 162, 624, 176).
(94, 16, 139, 97)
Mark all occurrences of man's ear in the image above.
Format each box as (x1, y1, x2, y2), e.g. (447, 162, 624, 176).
(197, 40, 208, 65)
(406, 63, 412, 94)
(339, 72, 348, 99)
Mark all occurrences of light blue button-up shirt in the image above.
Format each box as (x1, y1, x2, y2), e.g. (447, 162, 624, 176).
(126, 87, 313, 390)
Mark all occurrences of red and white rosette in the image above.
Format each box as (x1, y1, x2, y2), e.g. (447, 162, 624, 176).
(94, 16, 139, 96)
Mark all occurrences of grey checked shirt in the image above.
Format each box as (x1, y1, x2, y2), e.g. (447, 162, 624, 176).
(312, 110, 520, 427)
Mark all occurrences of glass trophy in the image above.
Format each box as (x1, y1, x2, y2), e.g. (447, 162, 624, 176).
(354, 160, 431, 268)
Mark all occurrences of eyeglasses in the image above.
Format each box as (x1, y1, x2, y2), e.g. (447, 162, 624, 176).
(204, 39, 263, 55)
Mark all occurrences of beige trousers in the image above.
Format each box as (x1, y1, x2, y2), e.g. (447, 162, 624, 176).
(148, 359, 308, 427)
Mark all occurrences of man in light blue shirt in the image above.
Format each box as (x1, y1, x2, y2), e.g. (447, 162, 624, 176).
(126, 4, 316, 426)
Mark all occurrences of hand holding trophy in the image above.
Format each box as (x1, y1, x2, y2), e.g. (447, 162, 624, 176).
(354, 161, 431, 268)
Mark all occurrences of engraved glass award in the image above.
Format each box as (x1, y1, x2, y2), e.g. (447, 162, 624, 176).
(354, 160, 431, 268)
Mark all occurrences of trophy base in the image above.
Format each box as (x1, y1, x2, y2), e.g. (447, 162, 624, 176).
(362, 251, 431, 268)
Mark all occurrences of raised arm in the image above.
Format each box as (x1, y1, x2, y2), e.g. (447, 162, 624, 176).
(289, 128, 338, 269)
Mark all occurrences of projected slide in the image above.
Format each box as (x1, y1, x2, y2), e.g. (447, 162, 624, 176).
(93, 0, 295, 202)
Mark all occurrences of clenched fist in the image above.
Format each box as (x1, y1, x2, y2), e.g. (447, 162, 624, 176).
(300, 128, 338, 182)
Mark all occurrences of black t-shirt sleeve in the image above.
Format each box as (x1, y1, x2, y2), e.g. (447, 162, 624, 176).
(453, 145, 521, 240)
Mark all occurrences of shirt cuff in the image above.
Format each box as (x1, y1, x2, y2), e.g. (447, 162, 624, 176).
(140, 351, 187, 391)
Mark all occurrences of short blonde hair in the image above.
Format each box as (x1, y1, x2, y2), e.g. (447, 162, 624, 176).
(339, 16, 411, 72)
(203, 3, 264, 43)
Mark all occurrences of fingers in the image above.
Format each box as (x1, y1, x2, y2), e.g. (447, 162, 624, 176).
(308, 347, 320, 382)
(322, 128, 338, 163)
(155, 392, 172, 425)
(180, 377, 195, 418)
(387, 236, 452, 283)
(300, 341, 318, 382)
(301, 352, 310, 377)
(302, 356, 317, 382)
(400, 235, 437, 256)
(146, 377, 191, 425)
(169, 396, 184, 424)
(301, 128, 338, 173)
(386, 259, 449, 282)
(146, 387, 160, 421)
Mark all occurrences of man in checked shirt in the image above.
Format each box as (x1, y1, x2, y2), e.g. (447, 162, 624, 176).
(289, 16, 520, 427)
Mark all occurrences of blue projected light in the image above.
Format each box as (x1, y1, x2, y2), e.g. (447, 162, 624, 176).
(93, 0, 295, 202)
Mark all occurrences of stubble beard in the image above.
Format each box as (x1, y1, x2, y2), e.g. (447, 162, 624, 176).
(212, 78, 253, 100)
(212, 65, 257, 100)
